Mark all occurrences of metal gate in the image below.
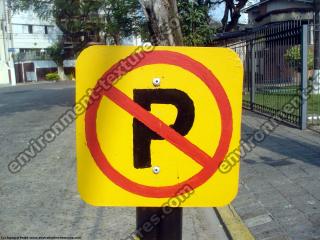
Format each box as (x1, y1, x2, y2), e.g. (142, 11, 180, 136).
(214, 21, 319, 130)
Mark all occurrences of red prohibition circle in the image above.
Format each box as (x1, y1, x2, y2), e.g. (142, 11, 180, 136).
(85, 50, 233, 198)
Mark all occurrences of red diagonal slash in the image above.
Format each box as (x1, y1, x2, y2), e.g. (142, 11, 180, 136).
(104, 87, 213, 169)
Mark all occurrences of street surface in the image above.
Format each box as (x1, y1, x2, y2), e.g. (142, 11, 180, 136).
(0, 82, 227, 240)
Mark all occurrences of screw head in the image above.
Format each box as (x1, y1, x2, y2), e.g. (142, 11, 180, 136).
(152, 78, 161, 87)
(152, 166, 160, 174)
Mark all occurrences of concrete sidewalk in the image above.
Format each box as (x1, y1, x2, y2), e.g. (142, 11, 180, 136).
(232, 110, 320, 240)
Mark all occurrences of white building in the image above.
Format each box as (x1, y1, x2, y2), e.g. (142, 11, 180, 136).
(0, 0, 62, 85)
(11, 10, 61, 56)
(0, 0, 14, 85)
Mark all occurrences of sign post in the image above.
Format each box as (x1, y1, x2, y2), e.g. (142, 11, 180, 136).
(136, 207, 182, 240)
(76, 46, 243, 239)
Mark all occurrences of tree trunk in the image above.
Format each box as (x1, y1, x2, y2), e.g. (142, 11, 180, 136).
(314, 0, 320, 94)
(113, 34, 121, 45)
(221, 0, 249, 32)
(139, 0, 183, 46)
(57, 66, 67, 81)
(221, 2, 230, 31)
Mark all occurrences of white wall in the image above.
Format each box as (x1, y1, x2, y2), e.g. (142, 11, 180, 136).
(0, 25, 9, 84)
(11, 10, 62, 51)
(0, 0, 10, 84)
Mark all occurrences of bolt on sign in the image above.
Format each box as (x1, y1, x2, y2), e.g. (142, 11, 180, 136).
(76, 46, 243, 207)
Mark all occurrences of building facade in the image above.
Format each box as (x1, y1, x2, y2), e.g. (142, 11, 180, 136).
(11, 9, 62, 83)
(0, 0, 62, 85)
(0, 0, 14, 85)
(11, 10, 61, 59)
(245, 0, 314, 26)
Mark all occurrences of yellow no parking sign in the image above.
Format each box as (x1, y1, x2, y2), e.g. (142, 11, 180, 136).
(76, 46, 243, 207)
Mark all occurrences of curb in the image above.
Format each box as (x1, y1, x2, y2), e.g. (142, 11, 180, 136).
(215, 205, 255, 240)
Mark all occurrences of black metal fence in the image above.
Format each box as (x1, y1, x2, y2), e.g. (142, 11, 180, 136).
(214, 20, 320, 131)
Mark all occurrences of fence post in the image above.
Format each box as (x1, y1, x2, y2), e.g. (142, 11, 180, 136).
(250, 40, 255, 111)
(300, 24, 308, 130)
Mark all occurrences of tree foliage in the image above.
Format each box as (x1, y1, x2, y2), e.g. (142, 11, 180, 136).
(47, 40, 65, 66)
(101, 0, 143, 45)
(139, 0, 252, 46)
(178, 0, 217, 46)
(10, 0, 252, 49)
(10, 0, 144, 53)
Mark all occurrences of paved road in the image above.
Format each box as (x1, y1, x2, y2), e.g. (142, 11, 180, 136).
(0, 82, 227, 240)
(234, 110, 320, 240)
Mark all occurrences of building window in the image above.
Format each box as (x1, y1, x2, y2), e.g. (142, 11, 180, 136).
(44, 26, 48, 34)
(28, 25, 33, 34)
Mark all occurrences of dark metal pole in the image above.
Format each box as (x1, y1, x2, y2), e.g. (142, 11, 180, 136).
(250, 40, 256, 111)
(314, 0, 320, 71)
(314, 0, 320, 93)
(301, 25, 309, 130)
(136, 207, 183, 240)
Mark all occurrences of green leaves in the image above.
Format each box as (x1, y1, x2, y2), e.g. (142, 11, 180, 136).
(284, 46, 314, 71)
(102, 0, 143, 44)
(47, 41, 65, 66)
(12, 0, 145, 52)
(178, 0, 217, 46)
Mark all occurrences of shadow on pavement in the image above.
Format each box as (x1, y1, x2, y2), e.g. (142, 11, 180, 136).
(241, 120, 320, 168)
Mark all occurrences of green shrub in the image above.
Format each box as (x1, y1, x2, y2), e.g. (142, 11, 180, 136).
(284, 45, 314, 72)
(45, 72, 60, 81)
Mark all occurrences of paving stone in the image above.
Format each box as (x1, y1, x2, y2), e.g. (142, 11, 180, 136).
(266, 178, 294, 186)
(245, 182, 277, 195)
(272, 183, 309, 198)
(232, 194, 257, 208)
(249, 219, 283, 235)
(262, 235, 292, 240)
(254, 192, 290, 208)
(237, 205, 269, 222)
(288, 224, 320, 240)
(299, 163, 320, 179)
(266, 206, 298, 219)
(297, 179, 320, 201)
(234, 202, 265, 217)
(254, 227, 287, 240)
(274, 211, 308, 227)
(277, 164, 311, 180)
(307, 212, 320, 227)
(244, 214, 273, 228)
(290, 196, 320, 214)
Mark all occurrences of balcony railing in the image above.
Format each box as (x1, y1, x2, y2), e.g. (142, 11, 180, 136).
(13, 52, 52, 62)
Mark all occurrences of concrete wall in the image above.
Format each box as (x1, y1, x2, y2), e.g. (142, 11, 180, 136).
(247, 0, 313, 26)
(266, 0, 310, 12)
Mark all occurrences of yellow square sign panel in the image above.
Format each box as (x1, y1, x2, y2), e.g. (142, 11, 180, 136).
(76, 45, 243, 207)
